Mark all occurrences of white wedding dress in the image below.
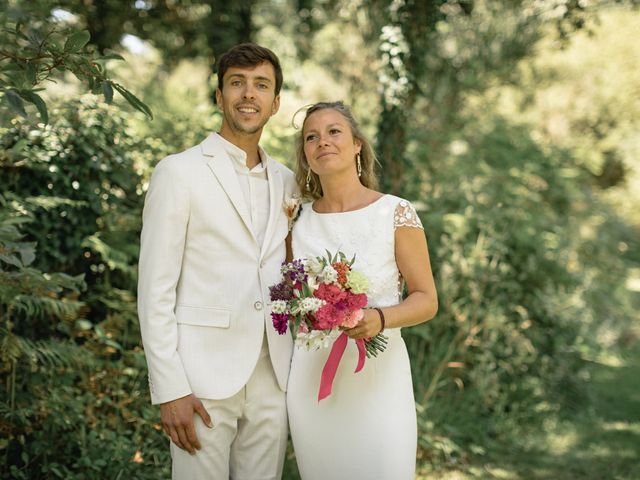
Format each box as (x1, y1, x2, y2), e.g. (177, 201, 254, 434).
(288, 194, 423, 480)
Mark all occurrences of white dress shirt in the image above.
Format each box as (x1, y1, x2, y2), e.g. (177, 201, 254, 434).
(216, 133, 270, 247)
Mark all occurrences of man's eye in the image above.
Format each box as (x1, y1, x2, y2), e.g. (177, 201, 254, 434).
(231, 80, 242, 86)
(258, 83, 268, 89)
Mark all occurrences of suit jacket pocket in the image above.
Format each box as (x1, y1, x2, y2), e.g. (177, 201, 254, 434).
(175, 304, 231, 328)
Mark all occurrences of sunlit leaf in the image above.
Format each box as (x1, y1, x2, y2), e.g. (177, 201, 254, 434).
(64, 30, 91, 52)
(4, 90, 27, 117)
(112, 83, 153, 119)
(21, 91, 49, 124)
(102, 81, 114, 103)
(97, 53, 125, 61)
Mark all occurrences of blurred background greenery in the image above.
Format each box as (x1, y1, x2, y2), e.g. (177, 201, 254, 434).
(1, 1, 639, 479)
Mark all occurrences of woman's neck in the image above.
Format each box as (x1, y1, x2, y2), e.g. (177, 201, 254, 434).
(315, 174, 377, 213)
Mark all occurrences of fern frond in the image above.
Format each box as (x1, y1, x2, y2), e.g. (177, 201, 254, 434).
(82, 234, 137, 277)
(23, 196, 88, 210)
(1, 329, 93, 367)
(11, 294, 84, 321)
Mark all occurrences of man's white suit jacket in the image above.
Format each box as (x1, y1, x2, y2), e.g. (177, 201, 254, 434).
(138, 133, 297, 405)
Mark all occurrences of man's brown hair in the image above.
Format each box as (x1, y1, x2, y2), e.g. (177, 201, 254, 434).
(217, 43, 283, 95)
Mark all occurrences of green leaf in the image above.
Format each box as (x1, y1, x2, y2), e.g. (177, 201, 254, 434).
(112, 83, 153, 119)
(0, 253, 23, 268)
(98, 53, 125, 61)
(21, 91, 49, 124)
(101, 81, 114, 103)
(0, 62, 22, 72)
(48, 39, 62, 53)
(17, 242, 37, 266)
(26, 62, 37, 85)
(64, 30, 91, 52)
(4, 90, 27, 117)
(102, 338, 123, 351)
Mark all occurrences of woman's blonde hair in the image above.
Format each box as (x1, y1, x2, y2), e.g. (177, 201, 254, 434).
(294, 101, 378, 199)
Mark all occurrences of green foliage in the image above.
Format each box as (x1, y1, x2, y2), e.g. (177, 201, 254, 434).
(0, 1, 638, 478)
(0, 5, 151, 124)
(0, 98, 168, 478)
(1, 97, 142, 277)
(404, 110, 639, 464)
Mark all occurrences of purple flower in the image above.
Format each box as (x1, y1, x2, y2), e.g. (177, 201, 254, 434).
(271, 313, 289, 335)
(269, 281, 293, 301)
(281, 259, 307, 284)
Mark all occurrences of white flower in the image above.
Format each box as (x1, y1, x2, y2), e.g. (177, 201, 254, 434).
(321, 265, 338, 283)
(303, 256, 324, 276)
(306, 274, 320, 291)
(300, 297, 325, 314)
(271, 300, 288, 314)
(295, 329, 341, 351)
(284, 195, 302, 231)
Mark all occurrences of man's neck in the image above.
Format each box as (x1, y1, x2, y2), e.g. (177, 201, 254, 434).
(218, 126, 262, 169)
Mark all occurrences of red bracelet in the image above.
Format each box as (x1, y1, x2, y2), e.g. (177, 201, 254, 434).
(373, 307, 385, 333)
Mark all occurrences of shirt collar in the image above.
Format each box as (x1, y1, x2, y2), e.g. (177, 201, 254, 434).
(215, 133, 267, 173)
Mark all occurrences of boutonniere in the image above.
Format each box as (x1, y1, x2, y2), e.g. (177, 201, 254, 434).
(284, 194, 302, 231)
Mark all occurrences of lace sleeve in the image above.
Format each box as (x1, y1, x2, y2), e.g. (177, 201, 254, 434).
(394, 199, 423, 229)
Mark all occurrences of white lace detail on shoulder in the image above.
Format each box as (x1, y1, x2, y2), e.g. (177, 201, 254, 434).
(394, 200, 423, 229)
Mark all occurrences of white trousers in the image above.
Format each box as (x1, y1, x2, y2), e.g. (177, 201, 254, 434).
(171, 339, 288, 480)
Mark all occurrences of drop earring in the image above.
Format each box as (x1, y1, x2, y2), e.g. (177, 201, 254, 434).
(356, 152, 362, 177)
(305, 168, 311, 190)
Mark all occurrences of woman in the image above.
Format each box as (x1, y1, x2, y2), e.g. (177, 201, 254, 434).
(287, 101, 438, 479)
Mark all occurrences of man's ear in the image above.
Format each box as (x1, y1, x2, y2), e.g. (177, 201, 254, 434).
(271, 95, 281, 116)
(215, 88, 223, 110)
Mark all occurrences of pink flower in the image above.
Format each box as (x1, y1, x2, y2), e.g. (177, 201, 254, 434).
(314, 304, 345, 330)
(345, 292, 367, 310)
(341, 308, 364, 328)
(314, 283, 347, 304)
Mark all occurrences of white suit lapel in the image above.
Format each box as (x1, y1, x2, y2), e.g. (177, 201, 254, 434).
(200, 134, 256, 243)
(260, 157, 283, 259)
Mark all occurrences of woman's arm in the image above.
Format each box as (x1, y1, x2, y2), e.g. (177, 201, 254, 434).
(346, 226, 438, 339)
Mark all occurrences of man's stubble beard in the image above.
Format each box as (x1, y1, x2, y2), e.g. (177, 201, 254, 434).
(227, 112, 269, 136)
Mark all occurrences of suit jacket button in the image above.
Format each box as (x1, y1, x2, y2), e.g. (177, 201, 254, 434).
(254, 300, 263, 311)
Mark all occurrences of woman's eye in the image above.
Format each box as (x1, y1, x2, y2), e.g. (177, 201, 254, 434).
(330, 129, 341, 135)
(305, 135, 317, 142)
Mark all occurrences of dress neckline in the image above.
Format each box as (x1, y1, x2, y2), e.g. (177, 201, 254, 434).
(310, 194, 388, 215)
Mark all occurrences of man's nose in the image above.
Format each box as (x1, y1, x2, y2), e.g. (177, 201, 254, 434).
(242, 84, 256, 99)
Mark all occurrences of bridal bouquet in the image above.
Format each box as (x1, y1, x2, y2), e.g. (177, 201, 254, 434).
(269, 250, 387, 400)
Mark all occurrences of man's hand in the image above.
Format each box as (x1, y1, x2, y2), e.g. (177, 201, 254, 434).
(160, 394, 213, 454)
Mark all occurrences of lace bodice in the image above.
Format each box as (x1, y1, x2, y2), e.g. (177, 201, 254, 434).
(291, 195, 423, 309)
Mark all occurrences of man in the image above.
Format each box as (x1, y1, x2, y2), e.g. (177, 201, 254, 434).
(137, 43, 296, 479)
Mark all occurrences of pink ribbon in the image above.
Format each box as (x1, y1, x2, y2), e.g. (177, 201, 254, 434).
(317, 332, 366, 401)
